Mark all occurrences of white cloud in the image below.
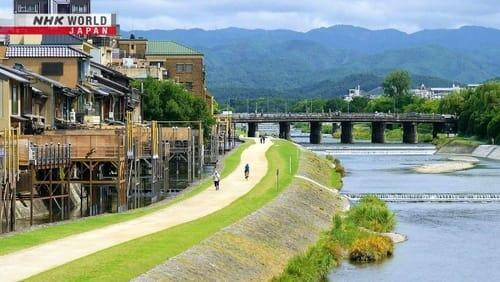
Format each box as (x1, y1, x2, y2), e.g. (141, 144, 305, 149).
(0, 0, 499, 32)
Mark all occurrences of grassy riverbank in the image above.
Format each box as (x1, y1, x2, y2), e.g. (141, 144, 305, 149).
(433, 136, 484, 150)
(136, 144, 345, 281)
(27, 140, 300, 282)
(0, 140, 254, 256)
(274, 196, 396, 281)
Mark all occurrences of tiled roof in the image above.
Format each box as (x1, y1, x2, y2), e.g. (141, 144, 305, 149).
(0, 65, 31, 83)
(146, 41, 202, 56)
(6, 45, 90, 58)
(41, 35, 84, 45)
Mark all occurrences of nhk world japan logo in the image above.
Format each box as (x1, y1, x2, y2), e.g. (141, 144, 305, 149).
(0, 14, 117, 36)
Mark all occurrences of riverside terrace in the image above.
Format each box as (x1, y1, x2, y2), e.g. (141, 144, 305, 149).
(230, 112, 458, 144)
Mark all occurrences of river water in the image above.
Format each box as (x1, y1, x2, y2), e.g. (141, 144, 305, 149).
(291, 131, 500, 282)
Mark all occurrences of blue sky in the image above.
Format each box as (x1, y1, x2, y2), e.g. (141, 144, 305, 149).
(1, 0, 499, 32)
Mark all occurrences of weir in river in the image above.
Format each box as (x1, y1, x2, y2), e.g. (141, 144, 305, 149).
(344, 193, 500, 203)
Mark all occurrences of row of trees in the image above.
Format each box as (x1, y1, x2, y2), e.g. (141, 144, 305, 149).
(440, 83, 500, 144)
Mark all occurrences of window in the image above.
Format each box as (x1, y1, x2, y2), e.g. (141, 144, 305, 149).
(17, 4, 39, 13)
(57, 4, 70, 13)
(131, 44, 135, 51)
(11, 84, 19, 116)
(182, 82, 193, 92)
(41, 63, 64, 76)
(150, 61, 164, 68)
(176, 64, 193, 73)
(22, 85, 32, 114)
(71, 5, 88, 13)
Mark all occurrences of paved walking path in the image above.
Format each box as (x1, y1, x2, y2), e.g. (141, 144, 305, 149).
(0, 138, 272, 282)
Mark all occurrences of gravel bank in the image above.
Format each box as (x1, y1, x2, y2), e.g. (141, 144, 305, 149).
(414, 161, 476, 174)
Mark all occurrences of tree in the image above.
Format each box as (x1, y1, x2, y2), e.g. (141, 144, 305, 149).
(134, 78, 215, 138)
(383, 70, 412, 111)
(439, 91, 465, 114)
(365, 96, 395, 113)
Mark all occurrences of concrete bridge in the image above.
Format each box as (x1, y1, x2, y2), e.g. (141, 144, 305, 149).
(344, 193, 500, 203)
(230, 113, 458, 144)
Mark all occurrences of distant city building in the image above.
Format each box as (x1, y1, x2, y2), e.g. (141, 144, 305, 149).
(111, 37, 214, 114)
(344, 85, 363, 101)
(13, 0, 91, 14)
(411, 83, 463, 99)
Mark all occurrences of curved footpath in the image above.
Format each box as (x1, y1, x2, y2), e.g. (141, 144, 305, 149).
(135, 149, 347, 281)
(0, 138, 272, 282)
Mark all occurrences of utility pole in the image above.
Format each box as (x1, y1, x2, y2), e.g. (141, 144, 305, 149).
(276, 169, 280, 192)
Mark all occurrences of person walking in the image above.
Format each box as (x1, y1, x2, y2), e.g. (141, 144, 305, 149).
(213, 170, 221, 191)
(244, 163, 250, 180)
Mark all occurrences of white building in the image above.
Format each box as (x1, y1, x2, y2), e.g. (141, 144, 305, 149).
(344, 85, 363, 101)
(412, 84, 463, 99)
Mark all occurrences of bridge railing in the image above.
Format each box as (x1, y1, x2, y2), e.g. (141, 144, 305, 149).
(230, 112, 455, 121)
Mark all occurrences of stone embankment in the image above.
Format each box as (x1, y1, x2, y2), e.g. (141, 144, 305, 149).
(135, 149, 346, 282)
(471, 145, 500, 160)
(439, 143, 500, 161)
(421, 144, 500, 174)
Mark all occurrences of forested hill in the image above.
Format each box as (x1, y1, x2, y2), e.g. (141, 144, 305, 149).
(123, 25, 500, 101)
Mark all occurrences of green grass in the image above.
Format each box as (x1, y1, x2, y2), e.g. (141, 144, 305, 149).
(274, 196, 396, 281)
(27, 140, 300, 282)
(326, 155, 344, 190)
(346, 196, 396, 233)
(0, 140, 254, 256)
(433, 136, 484, 149)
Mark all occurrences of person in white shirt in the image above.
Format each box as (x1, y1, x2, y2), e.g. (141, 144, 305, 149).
(213, 170, 221, 191)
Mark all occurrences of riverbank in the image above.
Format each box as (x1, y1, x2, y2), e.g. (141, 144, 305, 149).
(135, 146, 345, 281)
(23, 140, 300, 282)
(274, 196, 398, 281)
(436, 137, 500, 161)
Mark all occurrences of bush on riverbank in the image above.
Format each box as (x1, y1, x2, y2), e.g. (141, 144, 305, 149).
(274, 196, 396, 281)
(349, 236, 393, 263)
(347, 196, 396, 233)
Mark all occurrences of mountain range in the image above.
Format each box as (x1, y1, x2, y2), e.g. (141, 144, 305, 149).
(122, 25, 500, 101)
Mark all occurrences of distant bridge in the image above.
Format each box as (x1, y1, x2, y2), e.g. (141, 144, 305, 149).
(343, 193, 500, 203)
(227, 112, 458, 144)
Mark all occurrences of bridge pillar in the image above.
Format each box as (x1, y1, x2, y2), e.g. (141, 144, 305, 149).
(371, 122, 386, 144)
(332, 123, 340, 134)
(403, 122, 418, 144)
(310, 122, 322, 144)
(432, 123, 444, 139)
(248, 122, 258, 138)
(341, 122, 353, 144)
(279, 122, 291, 140)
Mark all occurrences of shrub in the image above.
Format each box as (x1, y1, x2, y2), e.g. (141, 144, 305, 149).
(347, 196, 396, 233)
(274, 241, 335, 282)
(349, 236, 393, 263)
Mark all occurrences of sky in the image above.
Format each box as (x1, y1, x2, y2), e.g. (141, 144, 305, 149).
(1, 0, 500, 32)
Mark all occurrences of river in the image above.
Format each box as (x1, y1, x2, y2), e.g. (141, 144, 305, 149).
(291, 131, 500, 282)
